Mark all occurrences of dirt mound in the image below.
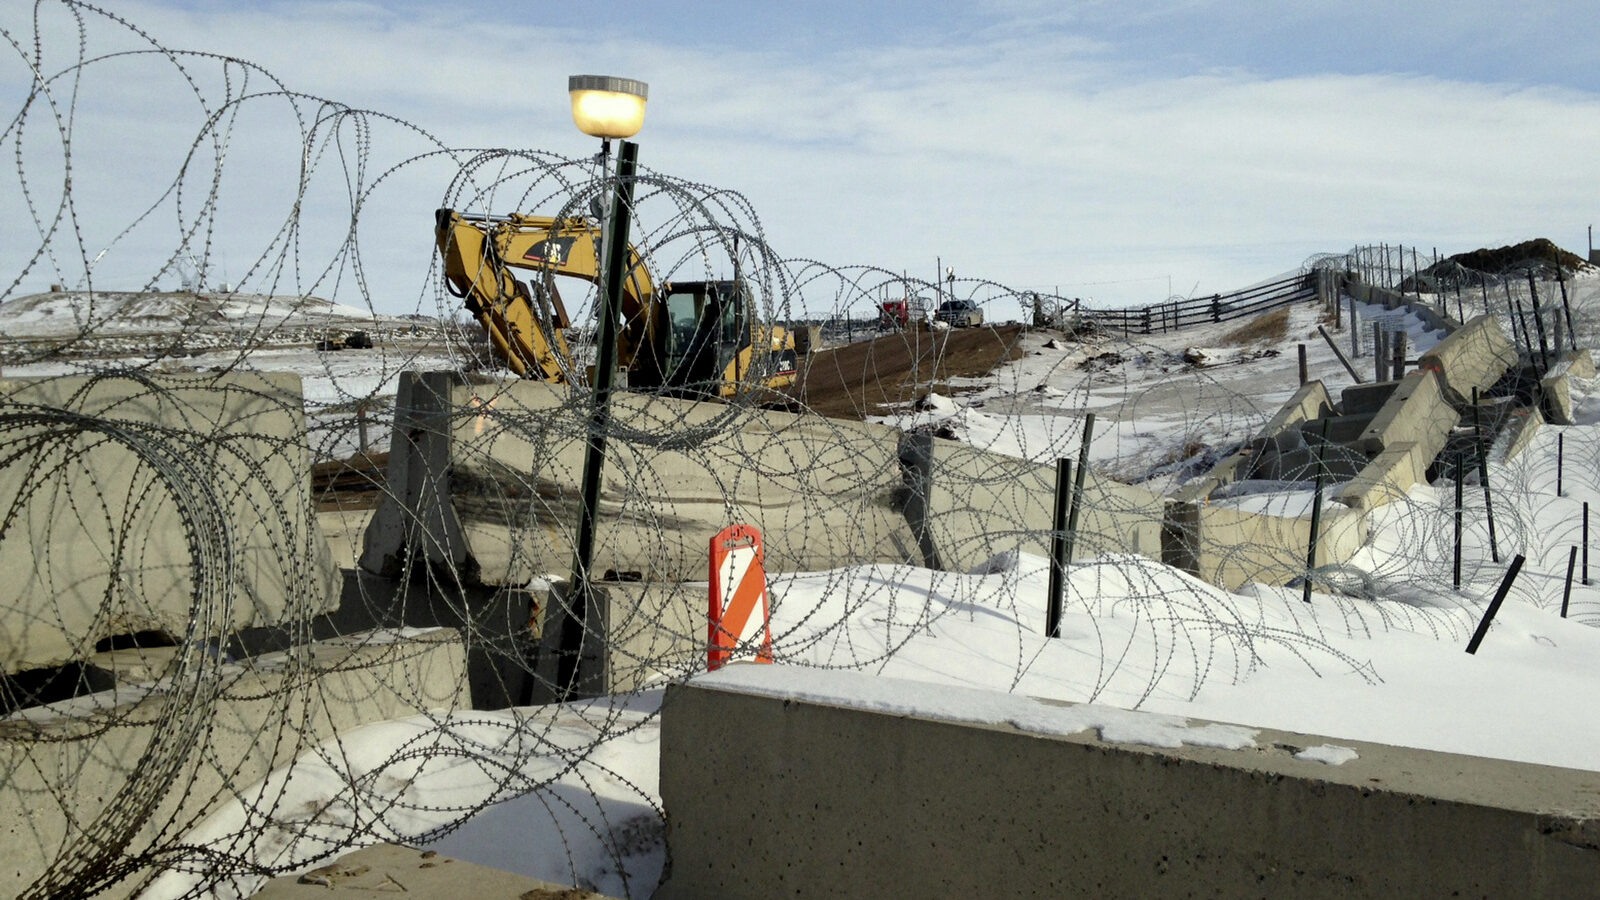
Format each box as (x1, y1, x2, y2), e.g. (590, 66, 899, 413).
(787, 324, 1029, 420)
(1445, 238, 1588, 275)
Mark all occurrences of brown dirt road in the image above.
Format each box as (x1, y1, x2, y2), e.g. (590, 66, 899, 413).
(786, 323, 1029, 420)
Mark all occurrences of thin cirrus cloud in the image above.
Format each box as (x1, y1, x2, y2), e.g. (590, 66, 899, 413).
(2, 0, 1596, 315)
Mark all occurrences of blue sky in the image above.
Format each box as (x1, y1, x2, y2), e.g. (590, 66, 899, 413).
(3, 1, 1597, 315)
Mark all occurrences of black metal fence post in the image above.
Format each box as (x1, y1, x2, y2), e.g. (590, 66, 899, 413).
(1563, 546, 1578, 619)
(1047, 457, 1072, 638)
(1466, 555, 1526, 655)
(1471, 388, 1500, 562)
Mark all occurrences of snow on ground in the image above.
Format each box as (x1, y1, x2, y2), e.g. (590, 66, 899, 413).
(873, 298, 1373, 488)
(0, 291, 378, 336)
(160, 289, 1600, 897)
(142, 695, 665, 900)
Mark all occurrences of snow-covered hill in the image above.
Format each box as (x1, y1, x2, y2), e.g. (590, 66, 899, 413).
(0, 289, 383, 337)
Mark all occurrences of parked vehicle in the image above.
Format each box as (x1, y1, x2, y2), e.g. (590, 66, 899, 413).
(935, 299, 983, 328)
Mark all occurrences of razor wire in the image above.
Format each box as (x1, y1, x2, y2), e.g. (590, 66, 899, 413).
(2, 3, 1600, 898)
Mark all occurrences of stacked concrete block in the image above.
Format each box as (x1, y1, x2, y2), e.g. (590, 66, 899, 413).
(0, 372, 339, 674)
(1539, 349, 1596, 426)
(361, 372, 919, 587)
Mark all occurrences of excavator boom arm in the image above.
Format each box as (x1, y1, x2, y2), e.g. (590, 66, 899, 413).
(435, 209, 656, 381)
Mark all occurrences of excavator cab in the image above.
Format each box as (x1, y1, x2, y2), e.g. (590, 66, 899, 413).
(657, 279, 749, 397)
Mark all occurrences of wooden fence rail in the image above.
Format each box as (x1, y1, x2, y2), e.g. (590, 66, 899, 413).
(1081, 272, 1318, 336)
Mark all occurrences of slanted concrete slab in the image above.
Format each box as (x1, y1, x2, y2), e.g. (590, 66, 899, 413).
(1260, 380, 1333, 436)
(1335, 441, 1427, 510)
(0, 372, 338, 674)
(1416, 314, 1518, 404)
(1339, 380, 1399, 416)
(1540, 350, 1595, 426)
(1174, 381, 1333, 505)
(658, 667, 1600, 900)
(1493, 406, 1544, 463)
(0, 628, 467, 899)
(1358, 369, 1457, 463)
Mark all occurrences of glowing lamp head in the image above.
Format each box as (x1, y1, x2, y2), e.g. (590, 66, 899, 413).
(568, 75, 649, 140)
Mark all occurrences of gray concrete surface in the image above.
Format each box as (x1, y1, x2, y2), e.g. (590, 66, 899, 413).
(1494, 405, 1545, 463)
(1173, 381, 1335, 506)
(657, 668, 1600, 899)
(1541, 349, 1597, 426)
(0, 372, 338, 674)
(0, 628, 467, 899)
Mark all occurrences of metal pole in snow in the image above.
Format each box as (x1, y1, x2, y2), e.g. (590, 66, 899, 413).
(1563, 546, 1578, 619)
(1062, 413, 1095, 567)
(1558, 267, 1578, 352)
(1374, 323, 1387, 382)
(1585, 502, 1590, 586)
(1303, 420, 1330, 604)
(1558, 432, 1564, 497)
(1349, 300, 1361, 359)
(1527, 272, 1552, 374)
(1454, 452, 1464, 590)
(1465, 555, 1525, 655)
(1047, 457, 1072, 638)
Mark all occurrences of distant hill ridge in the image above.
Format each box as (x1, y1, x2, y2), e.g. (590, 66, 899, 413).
(0, 289, 378, 337)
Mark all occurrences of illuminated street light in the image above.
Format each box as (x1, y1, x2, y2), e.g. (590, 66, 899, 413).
(568, 75, 648, 141)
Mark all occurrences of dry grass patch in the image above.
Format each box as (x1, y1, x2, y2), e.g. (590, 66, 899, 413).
(1218, 307, 1289, 347)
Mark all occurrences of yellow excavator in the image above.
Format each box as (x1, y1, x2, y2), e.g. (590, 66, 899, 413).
(436, 208, 800, 397)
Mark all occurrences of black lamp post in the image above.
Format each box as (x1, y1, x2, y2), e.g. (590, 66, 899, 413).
(559, 75, 647, 697)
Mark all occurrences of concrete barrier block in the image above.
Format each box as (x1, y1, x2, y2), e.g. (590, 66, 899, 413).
(1334, 442, 1427, 510)
(1174, 383, 1334, 506)
(1563, 349, 1596, 379)
(1359, 369, 1457, 465)
(1260, 380, 1333, 436)
(918, 436, 1167, 572)
(659, 669, 1600, 899)
(0, 628, 468, 899)
(1493, 406, 1544, 463)
(1163, 499, 1367, 591)
(362, 373, 918, 585)
(0, 373, 338, 675)
(1417, 315, 1517, 402)
(1541, 372, 1575, 425)
(1339, 381, 1399, 416)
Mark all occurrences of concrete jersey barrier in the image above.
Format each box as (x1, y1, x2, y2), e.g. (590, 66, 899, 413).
(0, 371, 338, 674)
(658, 667, 1600, 899)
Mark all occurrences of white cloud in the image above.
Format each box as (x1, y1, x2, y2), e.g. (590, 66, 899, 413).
(3, 1, 1597, 318)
